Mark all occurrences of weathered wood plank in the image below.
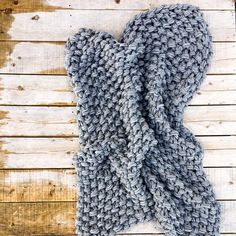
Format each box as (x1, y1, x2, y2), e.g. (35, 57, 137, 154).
(0, 201, 235, 235)
(0, 105, 233, 136)
(199, 136, 236, 150)
(185, 121, 236, 135)
(0, 168, 235, 202)
(203, 150, 236, 167)
(0, 137, 78, 169)
(183, 106, 236, 121)
(0, 106, 236, 136)
(0, 106, 235, 136)
(0, 201, 76, 235)
(0, 74, 74, 106)
(192, 91, 236, 105)
(1, 136, 235, 169)
(2, 149, 236, 169)
(0, 42, 235, 75)
(44, 0, 236, 10)
(1, 0, 234, 11)
(3, 10, 235, 42)
(0, 169, 76, 202)
(1, 75, 236, 105)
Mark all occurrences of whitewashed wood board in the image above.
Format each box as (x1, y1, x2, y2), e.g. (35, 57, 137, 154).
(35, 0, 236, 10)
(1, 136, 236, 169)
(0, 168, 235, 201)
(5, 10, 235, 42)
(0, 106, 236, 136)
(1, 42, 235, 74)
(0, 0, 234, 11)
(0, 74, 236, 105)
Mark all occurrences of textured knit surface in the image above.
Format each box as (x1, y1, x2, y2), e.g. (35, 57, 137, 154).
(65, 4, 221, 236)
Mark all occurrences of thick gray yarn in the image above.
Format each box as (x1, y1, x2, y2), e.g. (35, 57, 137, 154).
(65, 4, 221, 236)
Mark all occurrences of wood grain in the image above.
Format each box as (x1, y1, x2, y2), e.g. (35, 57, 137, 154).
(0, 169, 76, 202)
(0, 168, 235, 202)
(0, 106, 235, 136)
(1, 136, 236, 169)
(2, 10, 235, 42)
(0, 201, 76, 235)
(0, 74, 236, 105)
(0, 42, 235, 75)
(0, 201, 235, 235)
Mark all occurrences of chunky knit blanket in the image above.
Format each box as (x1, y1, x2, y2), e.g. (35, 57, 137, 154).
(65, 4, 221, 236)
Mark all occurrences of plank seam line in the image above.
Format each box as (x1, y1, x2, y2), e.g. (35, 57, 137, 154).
(1, 135, 235, 138)
(0, 9, 234, 12)
(0, 166, 234, 171)
(1, 104, 236, 107)
(0, 73, 236, 76)
(0, 199, 235, 204)
(0, 40, 235, 43)
(1, 73, 236, 76)
(235, 0, 236, 30)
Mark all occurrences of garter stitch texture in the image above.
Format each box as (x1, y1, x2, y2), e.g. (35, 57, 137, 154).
(65, 4, 221, 236)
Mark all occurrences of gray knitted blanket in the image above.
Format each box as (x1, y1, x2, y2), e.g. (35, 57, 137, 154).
(65, 4, 221, 236)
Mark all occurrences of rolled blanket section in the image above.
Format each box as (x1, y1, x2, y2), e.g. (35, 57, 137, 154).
(65, 4, 221, 236)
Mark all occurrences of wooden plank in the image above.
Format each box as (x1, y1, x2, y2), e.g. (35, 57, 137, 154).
(2, 149, 236, 169)
(183, 106, 236, 121)
(185, 121, 236, 135)
(0, 201, 235, 235)
(1, 75, 236, 105)
(192, 91, 236, 105)
(199, 136, 236, 150)
(0, 137, 78, 169)
(0, 106, 235, 136)
(200, 75, 236, 91)
(0, 169, 76, 202)
(0, 74, 74, 106)
(1, 0, 234, 11)
(0, 106, 77, 137)
(0, 42, 235, 75)
(0, 168, 235, 202)
(203, 150, 236, 167)
(0, 136, 236, 169)
(0, 202, 76, 235)
(45, 0, 236, 10)
(3, 10, 235, 42)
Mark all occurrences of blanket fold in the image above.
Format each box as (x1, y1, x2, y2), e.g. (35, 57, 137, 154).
(65, 4, 221, 236)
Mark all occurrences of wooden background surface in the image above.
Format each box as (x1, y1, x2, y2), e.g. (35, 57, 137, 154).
(0, 0, 236, 235)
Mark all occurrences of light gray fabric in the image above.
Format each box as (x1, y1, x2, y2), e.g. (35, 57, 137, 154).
(65, 4, 221, 236)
